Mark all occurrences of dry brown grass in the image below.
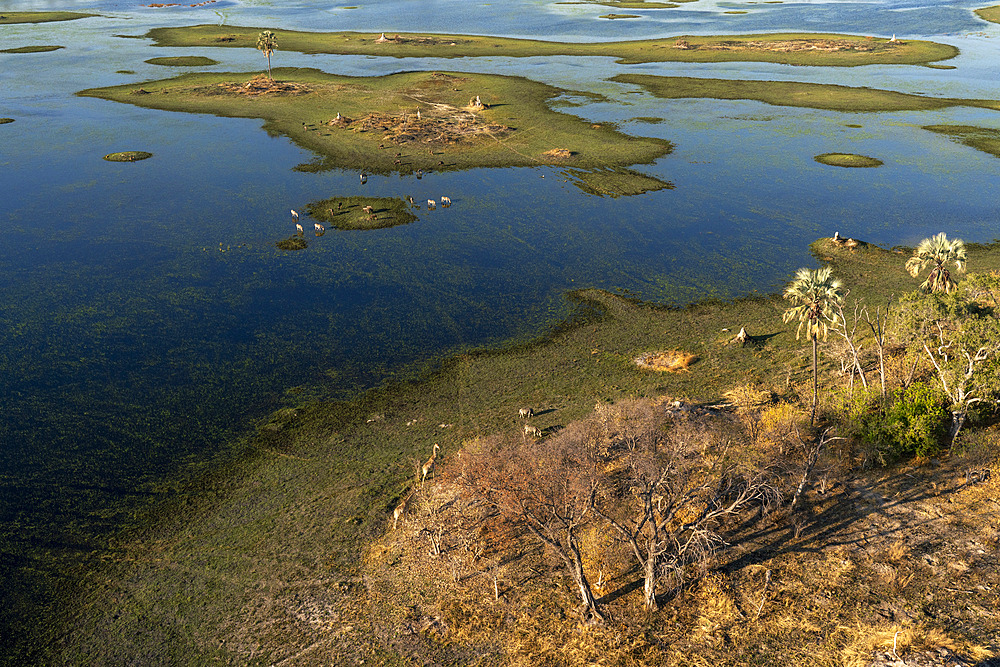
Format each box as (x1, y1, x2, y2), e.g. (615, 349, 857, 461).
(634, 350, 697, 372)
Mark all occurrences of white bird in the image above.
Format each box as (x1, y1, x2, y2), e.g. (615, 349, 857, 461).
(427, 199, 436, 209)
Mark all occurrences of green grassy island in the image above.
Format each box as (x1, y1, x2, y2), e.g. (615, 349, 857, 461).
(0, 45, 64, 54)
(40, 237, 1000, 665)
(306, 196, 419, 230)
(145, 55, 219, 67)
(103, 151, 153, 161)
(77, 69, 673, 180)
(612, 73, 1000, 112)
(0, 11, 96, 24)
(146, 25, 958, 67)
(814, 152, 884, 167)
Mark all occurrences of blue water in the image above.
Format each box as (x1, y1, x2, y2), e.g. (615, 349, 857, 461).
(1, 0, 999, 650)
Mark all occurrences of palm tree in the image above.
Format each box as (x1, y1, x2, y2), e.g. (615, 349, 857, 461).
(256, 30, 277, 80)
(905, 232, 967, 293)
(783, 266, 844, 423)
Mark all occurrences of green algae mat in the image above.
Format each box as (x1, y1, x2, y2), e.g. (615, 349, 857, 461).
(78, 69, 673, 175)
(146, 25, 957, 67)
(613, 74, 1000, 113)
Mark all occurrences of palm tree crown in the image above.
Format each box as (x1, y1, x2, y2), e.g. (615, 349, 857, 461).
(782, 266, 844, 340)
(905, 232, 966, 293)
(256, 31, 278, 79)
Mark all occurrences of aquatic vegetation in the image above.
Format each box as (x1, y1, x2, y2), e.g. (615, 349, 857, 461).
(613, 73, 1000, 112)
(0, 118, 14, 124)
(305, 196, 418, 230)
(0, 45, 64, 53)
(102, 151, 153, 161)
(814, 153, 883, 168)
(144, 56, 219, 66)
(562, 166, 674, 198)
(600, 13, 641, 18)
(78, 69, 671, 174)
(275, 236, 308, 250)
(145, 26, 958, 67)
(924, 124, 1000, 159)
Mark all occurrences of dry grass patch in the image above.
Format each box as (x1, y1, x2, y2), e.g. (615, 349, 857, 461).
(635, 350, 697, 372)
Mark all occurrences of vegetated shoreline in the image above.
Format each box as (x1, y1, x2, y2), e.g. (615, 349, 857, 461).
(145, 25, 958, 67)
(28, 237, 1000, 665)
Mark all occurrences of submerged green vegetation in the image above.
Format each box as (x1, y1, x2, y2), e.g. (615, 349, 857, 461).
(145, 25, 958, 67)
(0, 45, 64, 54)
(814, 152, 884, 167)
(613, 73, 1000, 112)
(924, 124, 1000, 159)
(77, 68, 673, 178)
(34, 238, 1000, 665)
(0, 11, 96, 24)
(306, 196, 419, 230)
(144, 55, 219, 66)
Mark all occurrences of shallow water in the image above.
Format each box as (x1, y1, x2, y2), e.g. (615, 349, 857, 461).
(1, 0, 999, 651)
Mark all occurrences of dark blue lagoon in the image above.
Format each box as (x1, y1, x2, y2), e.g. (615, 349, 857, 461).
(1, 0, 999, 658)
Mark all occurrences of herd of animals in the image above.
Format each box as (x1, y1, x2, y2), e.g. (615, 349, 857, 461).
(288, 184, 452, 235)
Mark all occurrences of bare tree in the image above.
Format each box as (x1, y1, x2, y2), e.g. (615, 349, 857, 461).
(592, 416, 779, 611)
(456, 433, 606, 624)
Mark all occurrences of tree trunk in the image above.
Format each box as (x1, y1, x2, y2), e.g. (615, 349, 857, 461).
(567, 540, 605, 624)
(811, 336, 818, 425)
(643, 553, 658, 611)
(948, 409, 967, 449)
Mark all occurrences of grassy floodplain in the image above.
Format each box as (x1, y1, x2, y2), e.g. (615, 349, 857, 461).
(0, 11, 96, 24)
(146, 25, 958, 67)
(612, 73, 1000, 112)
(77, 69, 673, 178)
(974, 4, 1000, 23)
(36, 239, 1000, 664)
(924, 124, 1000, 159)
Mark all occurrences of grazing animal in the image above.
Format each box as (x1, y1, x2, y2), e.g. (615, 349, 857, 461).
(524, 424, 542, 438)
(295, 223, 304, 234)
(518, 407, 534, 419)
(337, 202, 343, 210)
(407, 196, 414, 204)
(360, 173, 367, 184)
(362, 205, 374, 214)
(421, 443, 441, 485)
(440, 196, 451, 207)
(427, 199, 436, 209)
(328, 208, 334, 217)
(291, 209, 299, 221)
(314, 223, 325, 232)
(416, 169, 423, 179)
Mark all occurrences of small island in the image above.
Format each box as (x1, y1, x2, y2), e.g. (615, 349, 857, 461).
(306, 196, 419, 230)
(0, 11, 96, 24)
(0, 45, 64, 54)
(814, 152, 883, 167)
(924, 124, 1000, 159)
(145, 56, 219, 67)
(103, 151, 153, 161)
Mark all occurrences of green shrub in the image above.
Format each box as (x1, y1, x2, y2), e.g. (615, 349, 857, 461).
(844, 382, 948, 464)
